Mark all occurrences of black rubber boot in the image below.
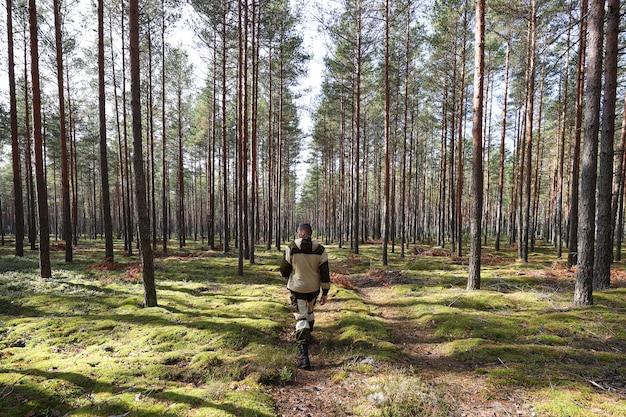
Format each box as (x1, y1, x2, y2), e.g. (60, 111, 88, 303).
(296, 344, 311, 370)
(308, 321, 315, 343)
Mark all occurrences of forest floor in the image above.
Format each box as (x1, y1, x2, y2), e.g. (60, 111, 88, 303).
(270, 271, 532, 417)
(1, 241, 626, 417)
(270, 249, 626, 417)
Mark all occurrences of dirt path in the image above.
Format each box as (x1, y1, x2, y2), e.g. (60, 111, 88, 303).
(270, 278, 533, 417)
(270, 353, 353, 417)
(359, 286, 531, 417)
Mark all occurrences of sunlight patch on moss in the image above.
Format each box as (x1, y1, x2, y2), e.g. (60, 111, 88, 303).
(532, 387, 626, 417)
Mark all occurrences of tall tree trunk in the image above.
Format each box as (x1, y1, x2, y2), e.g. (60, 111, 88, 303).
(28, 0, 51, 278)
(531, 67, 545, 251)
(449, 21, 458, 254)
(147, 25, 157, 251)
(240, 0, 250, 264)
(339, 94, 346, 248)
(242, 0, 249, 265)
(110, 7, 128, 253)
(556, 9, 571, 259)
(400, 1, 411, 259)
(482, 52, 492, 247)
(352, 0, 362, 254)
(23, 33, 36, 251)
(129, 0, 157, 307)
(567, 0, 587, 267)
(468, 0, 485, 290)
(594, 0, 619, 290)
(382, 0, 390, 266)
(249, 0, 258, 263)
(54, 0, 73, 262)
(237, 0, 246, 275)
(456, 8, 468, 258)
(221, 3, 230, 253)
(275, 43, 284, 250)
(121, 2, 133, 256)
(438, 89, 448, 248)
(68, 72, 78, 246)
(178, 72, 185, 248)
(97, 0, 114, 260)
(521, 0, 537, 263)
(575, 0, 604, 306)
(495, 41, 510, 252)
(6, 0, 25, 257)
(208, 34, 216, 251)
(161, 0, 168, 253)
(266, 45, 273, 251)
(613, 94, 626, 261)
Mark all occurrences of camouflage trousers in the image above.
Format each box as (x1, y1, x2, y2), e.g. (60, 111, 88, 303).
(290, 291, 319, 346)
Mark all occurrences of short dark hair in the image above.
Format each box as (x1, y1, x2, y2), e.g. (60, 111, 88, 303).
(298, 223, 312, 236)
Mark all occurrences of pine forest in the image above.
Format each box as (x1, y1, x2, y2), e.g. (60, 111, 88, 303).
(1, 0, 625, 308)
(3, 1, 626, 416)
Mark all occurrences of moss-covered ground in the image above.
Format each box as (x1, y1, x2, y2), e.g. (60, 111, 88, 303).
(0, 240, 625, 416)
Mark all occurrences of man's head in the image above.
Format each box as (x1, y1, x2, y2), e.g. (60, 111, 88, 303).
(297, 223, 312, 238)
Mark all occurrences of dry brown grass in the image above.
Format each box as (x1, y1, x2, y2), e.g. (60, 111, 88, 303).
(86, 258, 142, 283)
(330, 269, 411, 290)
(330, 272, 358, 290)
(610, 268, 626, 287)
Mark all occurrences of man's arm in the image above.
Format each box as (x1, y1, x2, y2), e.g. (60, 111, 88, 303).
(279, 247, 292, 278)
(319, 249, 330, 298)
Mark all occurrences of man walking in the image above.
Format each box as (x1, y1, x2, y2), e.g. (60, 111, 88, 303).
(280, 223, 330, 370)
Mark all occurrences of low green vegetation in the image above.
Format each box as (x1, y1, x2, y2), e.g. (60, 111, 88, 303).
(1, 240, 625, 416)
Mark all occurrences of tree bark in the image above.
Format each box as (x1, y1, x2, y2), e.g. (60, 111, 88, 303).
(382, 0, 390, 266)
(178, 57, 185, 249)
(23, 34, 37, 252)
(456, 10, 468, 258)
(521, 0, 537, 263)
(147, 24, 157, 251)
(400, 1, 411, 259)
(54, 0, 73, 262)
(120, 1, 133, 256)
(468, 0, 485, 290)
(567, 0, 587, 267)
(575, 0, 604, 306)
(6, 0, 25, 257)
(221, 2, 230, 253)
(593, 0, 619, 290)
(97, 0, 114, 260)
(495, 42, 509, 252)
(129, 0, 157, 307)
(266, 44, 273, 251)
(237, 0, 246, 275)
(161, 0, 169, 253)
(28, 0, 51, 278)
(613, 94, 626, 261)
(249, 0, 258, 263)
(352, 0, 362, 255)
(109, 7, 129, 252)
(556, 10, 571, 259)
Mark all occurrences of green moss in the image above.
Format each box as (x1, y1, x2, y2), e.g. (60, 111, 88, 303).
(531, 388, 626, 417)
(2, 241, 626, 416)
(488, 368, 544, 388)
(531, 333, 567, 345)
